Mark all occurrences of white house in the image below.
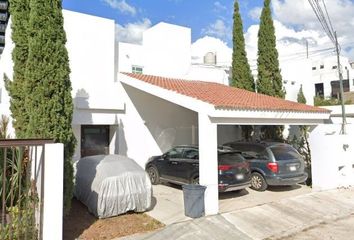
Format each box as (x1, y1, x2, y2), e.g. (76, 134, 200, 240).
(3, 10, 351, 216)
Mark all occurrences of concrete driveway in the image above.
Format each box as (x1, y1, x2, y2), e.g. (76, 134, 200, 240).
(120, 187, 354, 240)
(147, 183, 311, 225)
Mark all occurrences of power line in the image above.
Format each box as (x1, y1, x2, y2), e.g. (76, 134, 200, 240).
(308, 0, 336, 44)
(308, 0, 347, 134)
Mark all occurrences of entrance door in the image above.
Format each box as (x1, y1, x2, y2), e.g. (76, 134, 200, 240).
(81, 125, 109, 157)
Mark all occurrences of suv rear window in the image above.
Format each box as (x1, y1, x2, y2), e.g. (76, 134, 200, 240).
(218, 152, 245, 164)
(270, 145, 301, 161)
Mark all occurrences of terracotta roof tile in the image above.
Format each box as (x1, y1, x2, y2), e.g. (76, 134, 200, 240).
(122, 72, 329, 113)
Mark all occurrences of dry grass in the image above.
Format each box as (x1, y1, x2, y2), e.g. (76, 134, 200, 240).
(63, 199, 164, 240)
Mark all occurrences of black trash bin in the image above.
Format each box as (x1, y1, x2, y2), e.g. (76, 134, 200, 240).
(182, 184, 206, 218)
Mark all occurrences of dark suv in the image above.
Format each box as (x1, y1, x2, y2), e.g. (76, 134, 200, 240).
(145, 145, 251, 192)
(223, 141, 308, 191)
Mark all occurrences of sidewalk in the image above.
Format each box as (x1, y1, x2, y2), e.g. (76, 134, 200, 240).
(119, 188, 354, 240)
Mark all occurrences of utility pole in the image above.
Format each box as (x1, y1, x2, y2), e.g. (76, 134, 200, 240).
(306, 40, 309, 59)
(335, 31, 346, 134)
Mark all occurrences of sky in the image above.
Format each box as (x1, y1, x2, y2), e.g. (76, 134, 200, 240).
(62, 0, 354, 64)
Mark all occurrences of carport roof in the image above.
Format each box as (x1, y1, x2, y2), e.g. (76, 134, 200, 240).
(122, 72, 329, 114)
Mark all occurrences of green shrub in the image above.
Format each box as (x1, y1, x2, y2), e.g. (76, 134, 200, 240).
(314, 96, 352, 106)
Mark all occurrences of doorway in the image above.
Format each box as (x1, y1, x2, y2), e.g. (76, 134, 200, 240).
(81, 125, 110, 157)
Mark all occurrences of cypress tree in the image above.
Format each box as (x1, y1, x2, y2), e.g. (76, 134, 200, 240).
(231, 0, 254, 91)
(257, 0, 285, 98)
(257, 0, 285, 140)
(25, 0, 76, 214)
(297, 84, 306, 104)
(5, 0, 30, 138)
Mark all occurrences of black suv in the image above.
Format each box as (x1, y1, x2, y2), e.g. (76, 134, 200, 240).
(145, 145, 251, 192)
(223, 141, 308, 191)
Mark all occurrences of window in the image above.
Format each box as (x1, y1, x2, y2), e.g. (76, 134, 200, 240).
(81, 125, 110, 157)
(312, 67, 316, 70)
(331, 80, 350, 98)
(332, 65, 337, 69)
(132, 65, 143, 74)
(320, 65, 324, 69)
(183, 148, 199, 160)
(166, 147, 184, 159)
(270, 145, 301, 161)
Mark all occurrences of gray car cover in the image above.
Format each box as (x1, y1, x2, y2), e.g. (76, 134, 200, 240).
(75, 155, 152, 218)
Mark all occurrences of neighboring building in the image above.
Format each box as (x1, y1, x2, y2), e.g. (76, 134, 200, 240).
(311, 55, 354, 99)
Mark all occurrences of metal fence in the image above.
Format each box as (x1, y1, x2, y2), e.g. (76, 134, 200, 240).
(0, 139, 54, 240)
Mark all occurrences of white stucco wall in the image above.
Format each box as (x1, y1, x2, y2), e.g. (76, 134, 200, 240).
(281, 59, 315, 105)
(0, 19, 14, 137)
(184, 64, 229, 85)
(309, 124, 354, 191)
(143, 22, 191, 78)
(0, 11, 123, 162)
(118, 42, 144, 74)
(63, 10, 122, 111)
(118, 82, 198, 167)
(321, 104, 354, 124)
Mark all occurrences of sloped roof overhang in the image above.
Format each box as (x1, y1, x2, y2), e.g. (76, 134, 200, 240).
(119, 73, 331, 125)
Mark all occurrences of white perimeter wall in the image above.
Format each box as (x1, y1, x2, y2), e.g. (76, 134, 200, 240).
(309, 123, 354, 191)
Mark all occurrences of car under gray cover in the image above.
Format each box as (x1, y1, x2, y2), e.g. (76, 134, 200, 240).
(75, 154, 152, 218)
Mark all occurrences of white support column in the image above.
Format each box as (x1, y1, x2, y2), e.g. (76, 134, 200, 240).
(43, 143, 64, 240)
(198, 113, 218, 215)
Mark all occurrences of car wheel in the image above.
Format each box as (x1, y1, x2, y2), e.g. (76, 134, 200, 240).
(190, 176, 199, 185)
(250, 172, 267, 191)
(147, 166, 160, 185)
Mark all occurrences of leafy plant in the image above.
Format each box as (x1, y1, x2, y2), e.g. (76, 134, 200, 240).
(314, 96, 352, 106)
(288, 126, 312, 186)
(0, 115, 10, 139)
(1, 204, 38, 240)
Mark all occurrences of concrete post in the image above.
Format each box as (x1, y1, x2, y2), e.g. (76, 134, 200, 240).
(198, 113, 218, 215)
(43, 143, 64, 240)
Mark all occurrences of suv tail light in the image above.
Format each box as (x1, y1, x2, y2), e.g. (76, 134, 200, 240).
(267, 162, 278, 173)
(218, 165, 232, 171)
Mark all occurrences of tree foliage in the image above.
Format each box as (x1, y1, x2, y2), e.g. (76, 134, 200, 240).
(257, 0, 285, 140)
(297, 84, 306, 104)
(5, 0, 30, 138)
(289, 86, 312, 185)
(231, 0, 254, 91)
(6, 0, 76, 214)
(256, 0, 285, 98)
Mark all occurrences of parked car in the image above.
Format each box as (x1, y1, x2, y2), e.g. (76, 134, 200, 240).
(223, 141, 308, 191)
(145, 145, 251, 192)
(75, 155, 152, 218)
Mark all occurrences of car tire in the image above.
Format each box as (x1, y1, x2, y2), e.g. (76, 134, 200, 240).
(190, 176, 199, 185)
(147, 165, 160, 185)
(250, 172, 267, 191)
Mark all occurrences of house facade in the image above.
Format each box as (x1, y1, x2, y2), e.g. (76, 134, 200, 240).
(3, 9, 354, 215)
(311, 55, 354, 99)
